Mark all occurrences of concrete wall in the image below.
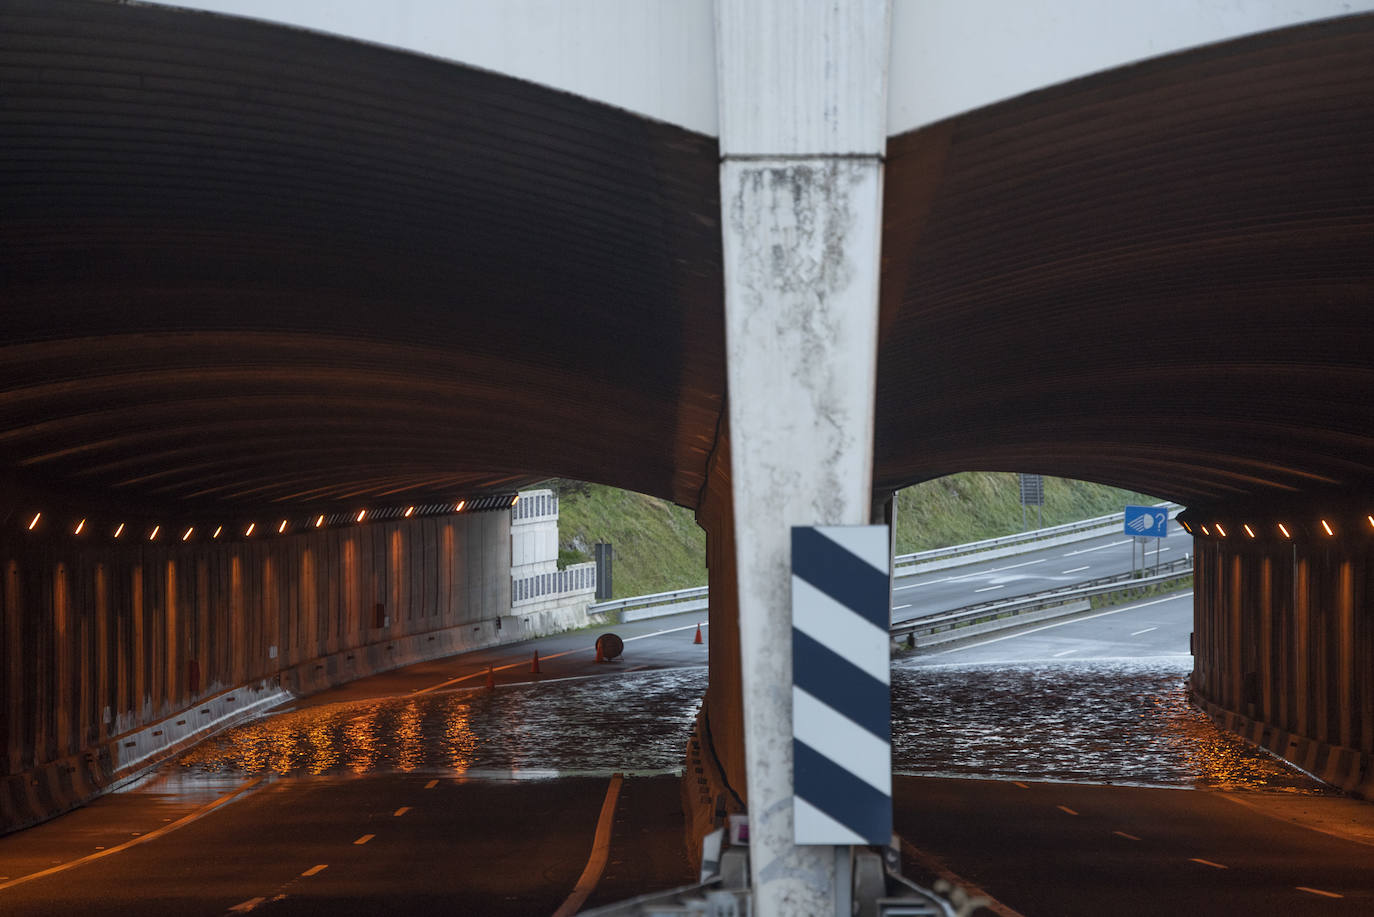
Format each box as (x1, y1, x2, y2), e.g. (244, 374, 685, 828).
(1, 508, 511, 831)
(1192, 538, 1374, 797)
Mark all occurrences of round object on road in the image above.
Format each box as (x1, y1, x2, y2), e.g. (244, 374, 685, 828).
(596, 633, 624, 661)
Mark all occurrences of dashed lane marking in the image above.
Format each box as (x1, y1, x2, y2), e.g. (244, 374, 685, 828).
(353, 834, 374, 846)
(424, 779, 438, 789)
(1057, 806, 1079, 816)
(893, 604, 912, 610)
(1061, 565, 1090, 574)
(931, 592, 1193, 656)
(1052, 649, 1077, 657)
(301, 865, 328, 877)
(1114, 831, 1141, 841)
(1190, 858, 1227, 869)
(1296, 887, 1343, 899)
(551, 773, 624, 917)
(1131, 627, 1158, 636)
(1063, 539, 1131, 557)
(227, 898, 266, 913)
(393, 807, 410, 817)
(974, 585, 1002, 592)
(0, 777, 264, 893)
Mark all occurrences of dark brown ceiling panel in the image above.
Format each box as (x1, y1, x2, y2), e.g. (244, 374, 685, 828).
(0, 0, 725, 515)
(877, 14, 1374, 505)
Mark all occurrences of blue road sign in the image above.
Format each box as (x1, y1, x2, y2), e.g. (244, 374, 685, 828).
(1124, 505, 1168, 538)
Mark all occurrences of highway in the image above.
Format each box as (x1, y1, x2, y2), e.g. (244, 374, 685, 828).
(892, 522, 1193, 623)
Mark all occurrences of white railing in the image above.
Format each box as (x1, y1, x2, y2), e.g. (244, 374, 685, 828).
(512, 561, 595, 606)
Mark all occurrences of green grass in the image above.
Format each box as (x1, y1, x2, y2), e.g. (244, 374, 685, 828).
(551, 473, 1162, 599)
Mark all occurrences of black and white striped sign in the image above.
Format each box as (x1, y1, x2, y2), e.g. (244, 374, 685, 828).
(791, 525, 892, 845)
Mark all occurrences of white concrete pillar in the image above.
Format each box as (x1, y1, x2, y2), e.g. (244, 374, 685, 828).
(715, 2, 890, 913)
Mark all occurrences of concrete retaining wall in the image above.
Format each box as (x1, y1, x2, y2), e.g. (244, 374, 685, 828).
(1, 508, 515, 833)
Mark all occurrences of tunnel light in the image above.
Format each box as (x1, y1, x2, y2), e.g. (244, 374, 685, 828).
(1214, 524, 1227, 538)
(278, 520, 288, 534)
(1243, 524, 1255, 539)
(1321, 519, 1334, 536)
(114, 522, 125, 538)
(511, 494, 520, 505)
(404, 506, 415, 518)
(1200, 525, 1210, 536)
(1368, 515, 1374, 530)
(355, 509, 367, 523)
(454, 500, 466, 512)
(245, 522, 256, 537)
(182, 526, 194, 542)
(213, 525, 222, 539)
(314, 514, 325, 529)
(1180, 521, 1192, 534)
(74, 518, 85, 536)
(1278, 523, 1291, 539)
(27, 512, 41, 531)
(149, 525, 160, 541)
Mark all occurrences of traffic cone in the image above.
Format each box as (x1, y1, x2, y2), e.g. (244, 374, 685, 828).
(530, 650, 542, 674)
(693, 624, 703, 645)
(485, 666, 495, 691)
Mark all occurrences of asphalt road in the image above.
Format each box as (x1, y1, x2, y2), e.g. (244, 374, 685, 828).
(0, 615, 707, 916)
(893, 523, 1193, 623)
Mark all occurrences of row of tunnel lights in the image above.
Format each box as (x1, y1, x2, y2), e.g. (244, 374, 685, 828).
(21, 494, 518, 543)
(1179, 515, 1374, 540)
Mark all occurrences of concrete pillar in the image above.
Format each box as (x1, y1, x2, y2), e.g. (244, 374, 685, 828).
(716, 2, 890, 912)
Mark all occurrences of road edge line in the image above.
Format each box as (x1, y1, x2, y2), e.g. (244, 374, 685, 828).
(552, 773, 624, 917)
(0, 776, 265, 893)
(898, 837, 1027, 917)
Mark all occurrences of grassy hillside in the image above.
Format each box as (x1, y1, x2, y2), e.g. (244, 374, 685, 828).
(551, 473, 1161, 599)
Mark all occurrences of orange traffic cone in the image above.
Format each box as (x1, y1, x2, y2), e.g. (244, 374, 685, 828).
(693, 624, 703, 645)
(530, 650, 542, 674)
(485, 666, 495, 691)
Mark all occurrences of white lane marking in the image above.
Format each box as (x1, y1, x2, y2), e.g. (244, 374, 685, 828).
(353, 834, 374, 846)
(415, 622, 708, 694)
(974, 585, 1002, 593)
(228, 898, 266, 913)
(1114, 831, 1141, 841)
(1296, 887, 1343, 899)
(1052, 649, 1077, 657)
(1057, 806, 1079, 816)
(301, 865, 328, 877)
(1190, 858, 1228, 869)
(947, 559, 1047, 582)
(931, 592, 1193, 656)
(1131, 627, 1158, 636)
(1063, 539, 1131, 557)
(393, 807, 410, 817)
(1061, 565, 1090, 574)
(893, 604, 912, 610)
(0, 777, 264, 893)
(423, 779, 438, 790)
(551, 774, 624, 917)
(895, 577, 951, 591)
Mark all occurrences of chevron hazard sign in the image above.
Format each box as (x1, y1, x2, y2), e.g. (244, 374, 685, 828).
(791, 525, 892, 845)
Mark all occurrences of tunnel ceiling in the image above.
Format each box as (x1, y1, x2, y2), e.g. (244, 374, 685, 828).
(2, 1, 1372, 521)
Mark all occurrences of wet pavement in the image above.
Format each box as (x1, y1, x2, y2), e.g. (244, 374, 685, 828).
(173, 652, 1316, 795)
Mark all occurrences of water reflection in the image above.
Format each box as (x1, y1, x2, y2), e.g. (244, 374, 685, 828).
(177, 659, 1317, 793)
(891, 656, 1322, 792)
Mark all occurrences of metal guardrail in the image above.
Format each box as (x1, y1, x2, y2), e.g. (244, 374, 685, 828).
(588, 584, 709, 618)
(890, 556, 1194, 642)
(894, 502, 1180, 567)
(591, 502, 1184, 620)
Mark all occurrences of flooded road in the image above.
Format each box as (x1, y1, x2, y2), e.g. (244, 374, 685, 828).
(175, 656, 1317, 793)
